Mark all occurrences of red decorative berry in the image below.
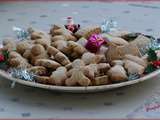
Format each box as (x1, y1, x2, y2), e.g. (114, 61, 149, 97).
(0, 54, 5, 62)
(152, 60, 160, 68)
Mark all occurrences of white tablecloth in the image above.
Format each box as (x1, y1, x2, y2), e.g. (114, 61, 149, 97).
(0, 1, 160, 119)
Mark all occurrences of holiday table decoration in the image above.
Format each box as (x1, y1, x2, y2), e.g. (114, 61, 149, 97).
(0, 18, 160, 92)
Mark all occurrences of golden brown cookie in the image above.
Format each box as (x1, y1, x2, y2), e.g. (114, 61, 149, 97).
(65, 68, 91, 86)
(124, 54, 147, 67)
(9, 51, 31, 68)
(35, 59, 61, 69)
(31, 44, 46, 56)
(47, 46, 59, 56)
(36, 76, 52, 84)
(51, 35, 66, 42)
(108, 65, 128, 82)
(111, 60, 124, 66)
(28, 66, 47, 75)
(16, 41, 31, 55)
(51, 40, 68, 52)
(34, 38, 51, 49)
(94, 75, 110, 85)
(50, 67, 67, 85)
(130, 35, 152, 54)
(54, 52, 71, 66)
(124, 60, 145, 75)
(75, 26, 102, 39)
(105, 43, 141, 62)
(2, 38, 16, 51)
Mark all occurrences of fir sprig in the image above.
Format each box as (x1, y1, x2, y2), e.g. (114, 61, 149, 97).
(145, 48, 159, 73)
(147, 48, 157, 62)
(145, 64, 157, 74)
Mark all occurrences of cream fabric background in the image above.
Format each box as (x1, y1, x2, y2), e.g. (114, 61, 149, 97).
(0, 1, 160, 118)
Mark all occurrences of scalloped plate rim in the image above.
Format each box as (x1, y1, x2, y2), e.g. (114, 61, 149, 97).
(0, 69, 160, 93)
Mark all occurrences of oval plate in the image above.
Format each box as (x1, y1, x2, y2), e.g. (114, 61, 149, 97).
(0, 69, 159, 93)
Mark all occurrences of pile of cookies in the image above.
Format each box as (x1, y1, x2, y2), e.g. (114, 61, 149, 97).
(0, 24, 152, 86)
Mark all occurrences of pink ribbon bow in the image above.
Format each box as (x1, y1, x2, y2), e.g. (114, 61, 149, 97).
(85, 34, 105, 53)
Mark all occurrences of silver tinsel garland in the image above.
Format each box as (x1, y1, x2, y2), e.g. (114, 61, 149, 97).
(13, 26, 29, 40)
(101, 19, 117, 33)
(8, 68, 36, 82)
(128, 73, 141, 80)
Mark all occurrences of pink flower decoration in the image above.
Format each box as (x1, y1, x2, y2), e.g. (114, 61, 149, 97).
(85, 34, 105, 53)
